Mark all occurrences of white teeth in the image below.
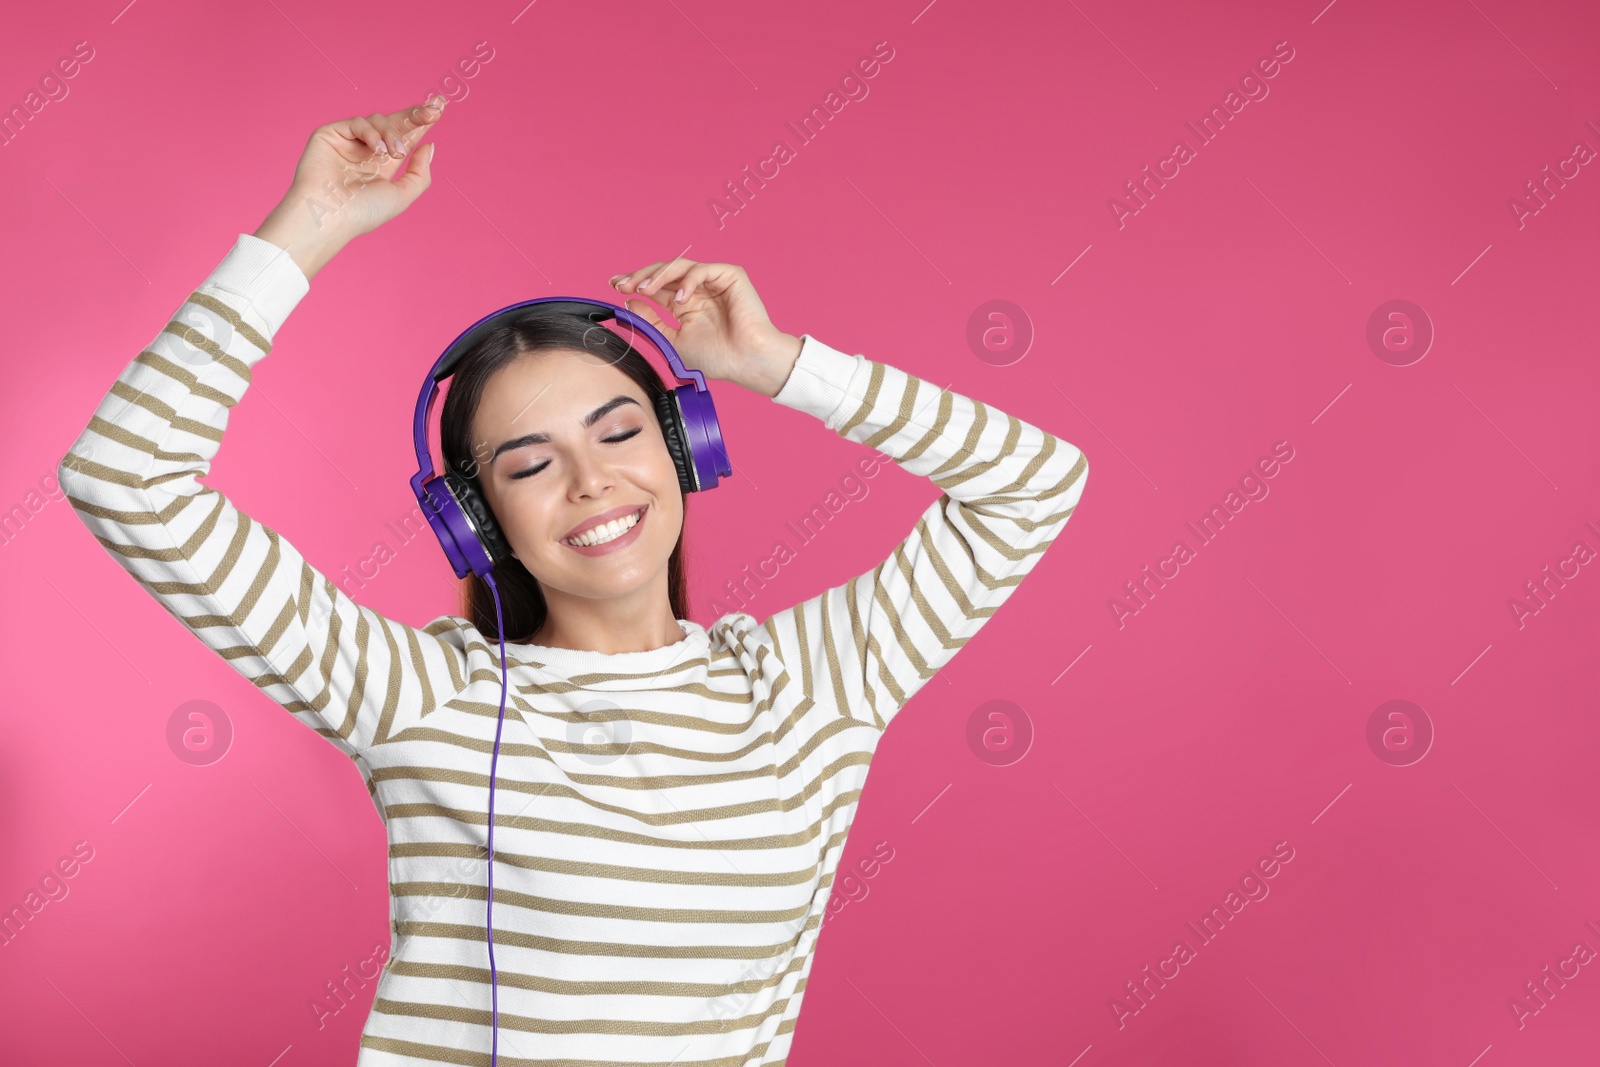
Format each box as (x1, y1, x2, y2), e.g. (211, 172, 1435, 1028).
(565, 508, 642, 547)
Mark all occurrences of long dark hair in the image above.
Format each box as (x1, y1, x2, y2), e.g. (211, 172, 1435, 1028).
(438, 309, 690, 643)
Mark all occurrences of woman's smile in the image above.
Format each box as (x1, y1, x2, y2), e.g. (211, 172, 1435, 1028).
(559, 503, 648, 555)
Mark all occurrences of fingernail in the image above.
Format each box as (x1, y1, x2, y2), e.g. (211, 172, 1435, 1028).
(639, 276, 653, 290)
(674, 288, 685, 303)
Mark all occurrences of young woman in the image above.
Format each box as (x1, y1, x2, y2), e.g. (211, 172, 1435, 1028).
(58, 97, 1090, 1066)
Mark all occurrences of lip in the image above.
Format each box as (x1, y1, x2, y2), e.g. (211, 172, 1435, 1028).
(561, 503, 649, 541)
(561, 504, 648, 556)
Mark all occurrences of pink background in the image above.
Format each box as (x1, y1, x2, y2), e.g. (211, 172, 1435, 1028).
(4, 0, 1599, 1063)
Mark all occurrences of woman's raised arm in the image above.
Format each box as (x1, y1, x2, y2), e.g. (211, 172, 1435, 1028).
(607, 258, 1090, 734)
(55, 100, 466, 761)
(757, 336, 1089, 732)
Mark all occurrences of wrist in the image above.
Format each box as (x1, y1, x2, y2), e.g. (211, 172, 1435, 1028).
(740, 331, 804, 399)
(252, 193, 352, 281)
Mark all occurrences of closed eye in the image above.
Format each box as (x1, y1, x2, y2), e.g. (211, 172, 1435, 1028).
(508, 427, 643, 480)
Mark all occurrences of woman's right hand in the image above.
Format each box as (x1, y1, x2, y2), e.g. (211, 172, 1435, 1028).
(254, 96, 445, 279)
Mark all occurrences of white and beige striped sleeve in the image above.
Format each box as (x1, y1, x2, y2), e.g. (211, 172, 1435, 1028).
(56, 233, 471, 759)
(756, 334, 1089, 732)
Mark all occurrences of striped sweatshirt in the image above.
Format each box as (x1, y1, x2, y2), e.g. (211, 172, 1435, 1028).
(57, 233, 1089, 1066)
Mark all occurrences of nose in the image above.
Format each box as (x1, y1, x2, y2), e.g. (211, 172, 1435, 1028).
(566, 443, 616, 500)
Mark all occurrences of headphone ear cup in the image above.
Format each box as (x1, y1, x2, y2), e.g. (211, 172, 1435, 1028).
(653, 388, 697, 494)
(444, 470, 515, 566)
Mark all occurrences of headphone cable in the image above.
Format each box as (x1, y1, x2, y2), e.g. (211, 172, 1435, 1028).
(485, 572, 508, 1067)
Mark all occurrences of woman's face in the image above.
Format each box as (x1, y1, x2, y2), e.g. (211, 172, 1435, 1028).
(469, 348, 683, 600)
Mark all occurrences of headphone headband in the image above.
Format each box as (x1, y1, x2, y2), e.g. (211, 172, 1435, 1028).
(408, 295, 731, 580)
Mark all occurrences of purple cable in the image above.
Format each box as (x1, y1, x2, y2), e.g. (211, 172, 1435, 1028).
(484, 572, 509, 1066)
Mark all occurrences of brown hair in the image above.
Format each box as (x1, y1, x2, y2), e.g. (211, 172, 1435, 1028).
(437, 309, 690, 642)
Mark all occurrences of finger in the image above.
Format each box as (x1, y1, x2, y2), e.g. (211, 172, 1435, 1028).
(624, 298, 678, 344)
(635, 256, 699, 297)
(388, 97, 444, 155)
(394, 141, 437, 204)
(330, 116, 388, 159)
(613, 262, 666, 293)
(367, 112, 407, 157)
(395, 95, 446, 136)
(668, 261, 720, 305)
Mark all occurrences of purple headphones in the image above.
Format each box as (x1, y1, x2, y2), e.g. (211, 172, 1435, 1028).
(409, 296, 733, 579)
(406, 295, 731, 1066)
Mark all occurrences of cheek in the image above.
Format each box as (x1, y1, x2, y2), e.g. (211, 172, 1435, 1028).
(630, 449, 684, 539)
(490, 484, 559, 544)
(630, 438, 684, 494)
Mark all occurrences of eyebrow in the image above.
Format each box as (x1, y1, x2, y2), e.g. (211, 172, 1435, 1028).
(490, 395, 643, 464)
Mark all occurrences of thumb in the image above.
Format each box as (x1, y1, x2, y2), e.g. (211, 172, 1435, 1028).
(394, 141, 436, 203)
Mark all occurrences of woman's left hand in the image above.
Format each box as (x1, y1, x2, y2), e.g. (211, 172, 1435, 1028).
(609, 259, 802, 398)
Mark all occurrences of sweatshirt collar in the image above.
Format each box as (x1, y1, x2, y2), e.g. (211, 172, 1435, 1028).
(506, 618, 711, 684)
